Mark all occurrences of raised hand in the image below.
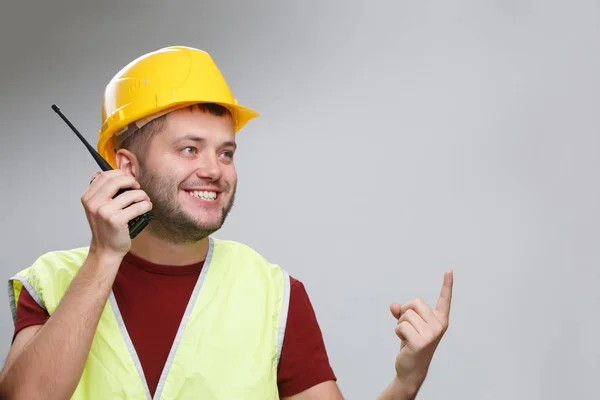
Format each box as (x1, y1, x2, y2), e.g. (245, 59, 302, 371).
(389, 270, 454, 392)
(82, 170, 152, 257)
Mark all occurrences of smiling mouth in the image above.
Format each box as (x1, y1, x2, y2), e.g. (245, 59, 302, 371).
(185, 190, 219, 201)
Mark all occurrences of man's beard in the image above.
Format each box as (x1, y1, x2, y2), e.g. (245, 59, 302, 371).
(136, 166, 235, 244)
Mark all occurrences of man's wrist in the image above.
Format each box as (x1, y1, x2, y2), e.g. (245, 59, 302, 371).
(377, 375, 423, 400)
(87, 246, 125, 265)
(85, 246, 125, 276)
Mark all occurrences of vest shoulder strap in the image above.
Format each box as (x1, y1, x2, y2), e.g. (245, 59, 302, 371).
(8, 246, 89, 323)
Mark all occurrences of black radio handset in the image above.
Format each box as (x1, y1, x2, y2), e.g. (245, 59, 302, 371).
(51, 104, 153, 239)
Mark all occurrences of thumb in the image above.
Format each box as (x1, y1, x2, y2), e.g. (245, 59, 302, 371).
(389, 302, 402, 320)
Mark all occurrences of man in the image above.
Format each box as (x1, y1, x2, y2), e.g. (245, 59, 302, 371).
(0, 46, 453, 399)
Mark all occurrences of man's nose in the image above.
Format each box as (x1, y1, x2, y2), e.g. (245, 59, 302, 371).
(193, 154, 222, 181)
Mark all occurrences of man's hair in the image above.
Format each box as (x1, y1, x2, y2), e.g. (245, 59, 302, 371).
(116, 103, 232, 160)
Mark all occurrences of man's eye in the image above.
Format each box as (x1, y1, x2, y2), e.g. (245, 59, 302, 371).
(181, 147, 197, 155)
(220, 151, 234, 159)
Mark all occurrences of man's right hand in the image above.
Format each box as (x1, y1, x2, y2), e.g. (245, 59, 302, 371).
(82, 170, 152, 257)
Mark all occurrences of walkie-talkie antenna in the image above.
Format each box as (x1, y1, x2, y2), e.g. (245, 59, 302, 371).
(51, 103, 153, 239)
(51, 104, 113, 171)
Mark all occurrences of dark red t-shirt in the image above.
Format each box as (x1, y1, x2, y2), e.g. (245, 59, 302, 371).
(13, 251, 336, 397)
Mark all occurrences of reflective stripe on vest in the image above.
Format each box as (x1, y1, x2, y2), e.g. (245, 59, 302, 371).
(8, 237, 290, 399)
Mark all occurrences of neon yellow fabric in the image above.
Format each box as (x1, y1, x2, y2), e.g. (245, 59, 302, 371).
(8, 237, 289, 400)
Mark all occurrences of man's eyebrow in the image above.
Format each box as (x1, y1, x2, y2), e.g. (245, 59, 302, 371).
(222, 141, 237, 150)
(173, 134, 205, 145)
(173, 135, 237, 149)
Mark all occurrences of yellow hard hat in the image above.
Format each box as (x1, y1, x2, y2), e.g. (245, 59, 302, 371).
(97, 46, 259, 168)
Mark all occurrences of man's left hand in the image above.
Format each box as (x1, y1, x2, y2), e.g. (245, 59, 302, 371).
(389, 270, 454, 394)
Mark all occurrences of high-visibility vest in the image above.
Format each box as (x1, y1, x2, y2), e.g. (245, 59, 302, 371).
(8, 237, 291, 400)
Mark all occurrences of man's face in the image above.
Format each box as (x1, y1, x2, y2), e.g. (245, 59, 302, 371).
(135, 108, 238, 243)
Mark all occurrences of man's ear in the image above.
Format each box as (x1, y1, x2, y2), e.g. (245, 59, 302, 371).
(115, 149, 140, 177)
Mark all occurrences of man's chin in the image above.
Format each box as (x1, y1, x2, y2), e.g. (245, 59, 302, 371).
(148, 222, 220, 244)
(176, 203, 233, 235)
(182, 218, 226, 237)
(184, 206, 231, 225)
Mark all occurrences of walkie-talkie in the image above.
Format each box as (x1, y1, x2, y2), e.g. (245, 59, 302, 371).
(51, 104, 153, 239)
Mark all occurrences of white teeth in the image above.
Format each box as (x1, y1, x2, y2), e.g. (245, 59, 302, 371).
(188, 191, 217, 200)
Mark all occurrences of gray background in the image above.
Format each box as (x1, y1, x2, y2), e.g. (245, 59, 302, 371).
(1, 0, 599, 399)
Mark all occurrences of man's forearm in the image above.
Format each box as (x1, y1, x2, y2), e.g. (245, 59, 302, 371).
(377, 376, 422, 400)
(0, 250, 122, 399)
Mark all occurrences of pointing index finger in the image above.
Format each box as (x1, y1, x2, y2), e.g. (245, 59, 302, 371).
(435, 269, 453, 317)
